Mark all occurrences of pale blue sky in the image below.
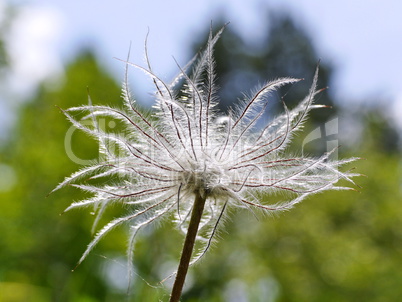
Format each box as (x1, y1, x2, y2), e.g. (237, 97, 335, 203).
(7, 0, 402, 98)
(3, 0, 402, 133)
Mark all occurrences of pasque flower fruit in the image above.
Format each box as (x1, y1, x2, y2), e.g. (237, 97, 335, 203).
(54, 26, 359, 300)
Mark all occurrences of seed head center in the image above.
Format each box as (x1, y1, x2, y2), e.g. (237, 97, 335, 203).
(181, 160, 228, 196)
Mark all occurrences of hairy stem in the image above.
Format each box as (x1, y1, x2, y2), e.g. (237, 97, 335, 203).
(169, 192, 207, 302)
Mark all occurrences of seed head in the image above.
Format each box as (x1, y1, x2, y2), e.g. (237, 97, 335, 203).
(54, 27, 359, 270)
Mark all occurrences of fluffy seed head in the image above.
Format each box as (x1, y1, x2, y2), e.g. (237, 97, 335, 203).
(54, 27, 359, 269)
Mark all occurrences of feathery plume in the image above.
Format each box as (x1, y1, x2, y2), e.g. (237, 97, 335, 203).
(55, 27, 359, 301)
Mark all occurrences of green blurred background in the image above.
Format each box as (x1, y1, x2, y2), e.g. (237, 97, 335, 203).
(1, 2, 401, 302)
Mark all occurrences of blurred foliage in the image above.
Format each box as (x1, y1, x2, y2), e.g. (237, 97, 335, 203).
(1, 8, 402, 302)
(360, 109, 401, 153)
(0, 4, 15, 72)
